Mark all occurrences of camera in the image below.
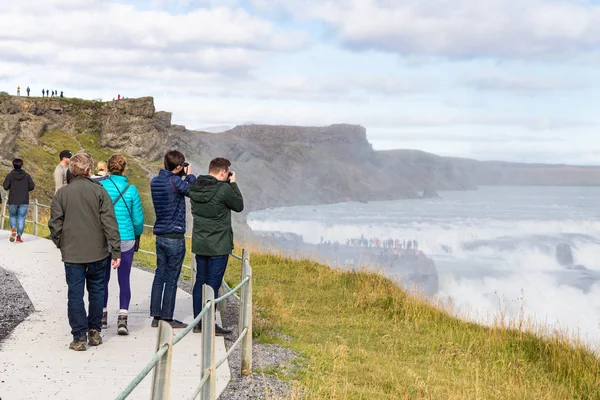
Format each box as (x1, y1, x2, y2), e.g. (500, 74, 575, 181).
(178, 162, 190, 177)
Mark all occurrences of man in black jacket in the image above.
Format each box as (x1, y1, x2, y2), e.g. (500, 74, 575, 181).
(3, 158, 35, 243)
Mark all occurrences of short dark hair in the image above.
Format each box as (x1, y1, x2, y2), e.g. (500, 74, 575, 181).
(59, 150, 72, 160)
(12, 158, 23, 170)
(208, 157, 231, 173)
(164, 150, 185, 172)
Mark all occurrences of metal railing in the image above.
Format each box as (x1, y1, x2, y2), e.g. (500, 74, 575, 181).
(0, 191, 253, 399)
(116, 252, 253, 400)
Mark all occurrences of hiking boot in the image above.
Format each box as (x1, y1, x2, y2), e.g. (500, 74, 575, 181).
(164, 319, 188, 329)
(151, 317, 160, 328)
(101, 311, 108, 329)
(15, 235, 23, 243)
(69, 337, 87, 351)
(215, 325, 232, 336)
(9, 228, 16, 242)
(88, 329, 103, 346)
(117, 314, 129, 336)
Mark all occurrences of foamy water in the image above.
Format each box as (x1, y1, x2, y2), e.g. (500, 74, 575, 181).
(249, 186, 600, 348)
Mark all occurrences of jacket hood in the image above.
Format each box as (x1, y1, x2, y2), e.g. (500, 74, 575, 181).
(190, 175, 222, 203)
(10, 169, 27, 181)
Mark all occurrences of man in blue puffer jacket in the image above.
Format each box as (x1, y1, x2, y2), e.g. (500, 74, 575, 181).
(149, 150, 196, 328)
(100, 154, 145, 335)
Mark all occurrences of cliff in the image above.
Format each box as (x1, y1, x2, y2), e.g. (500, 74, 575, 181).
(2, 95, 600, 217)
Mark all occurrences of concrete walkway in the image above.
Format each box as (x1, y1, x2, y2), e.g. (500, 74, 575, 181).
(0, 231, 230, 399)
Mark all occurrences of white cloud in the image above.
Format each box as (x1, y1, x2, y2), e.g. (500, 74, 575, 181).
(261, 0, 600, 59)
(463, 70, 589, 93)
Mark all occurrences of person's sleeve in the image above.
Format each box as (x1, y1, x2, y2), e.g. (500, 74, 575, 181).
(2, 175, 10, 191)
(185, 174, 197, 184)
(224, 183, 244, 212)
(99, 188, 122, 259)
(171, 175, 192, 197)
(28, 174, 35, 191)
(48, 193, 64, 248)
(131, 187, 145, 236)
(53, 167, 62, 192)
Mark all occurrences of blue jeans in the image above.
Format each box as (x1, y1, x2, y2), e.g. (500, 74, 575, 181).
(150, 237, 186, 320)
(193, 255, 229, 318)
(65, 261, 105, 340)
(9, 204, 28, 236)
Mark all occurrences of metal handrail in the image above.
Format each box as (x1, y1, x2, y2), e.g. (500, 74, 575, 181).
(115, 344, 170, 400)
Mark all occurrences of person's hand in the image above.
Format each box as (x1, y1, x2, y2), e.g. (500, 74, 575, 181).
(111, 258, 121, 269)
(184, 162, 192, 176)
(229, 171, 236, 183)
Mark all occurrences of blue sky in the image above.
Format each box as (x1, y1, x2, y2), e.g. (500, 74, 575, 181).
(1, 0, 600, 164)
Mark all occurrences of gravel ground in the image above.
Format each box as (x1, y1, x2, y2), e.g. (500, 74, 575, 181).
(0, 266, 34, 343)
(134, 262, 299, 399)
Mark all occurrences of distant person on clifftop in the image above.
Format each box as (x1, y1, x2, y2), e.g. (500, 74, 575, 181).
(189, 157, 243, 336)
(17, 86, 20, 96)
(149, 150, 196, 329)
(42, 89, 45, 97)
(3, 158, 35, 243)
(54, 150, 72, 193)
(26, 86, 30, 96)
(49, 153, 121, 352)
(60, 91, 63, 98)
(99, 155, 144, 336)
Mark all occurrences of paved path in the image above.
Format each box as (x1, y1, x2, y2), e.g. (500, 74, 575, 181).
(0, 231, 230, 399)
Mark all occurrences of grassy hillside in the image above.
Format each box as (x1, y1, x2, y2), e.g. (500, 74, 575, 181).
(9, 129, 156, 220)
(225, 252, 600, 399)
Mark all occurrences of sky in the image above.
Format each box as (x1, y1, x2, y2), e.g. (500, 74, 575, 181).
(1, 0, 600, 164)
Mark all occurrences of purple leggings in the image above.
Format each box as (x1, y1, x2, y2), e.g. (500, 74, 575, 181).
(103, 248, 135, 310)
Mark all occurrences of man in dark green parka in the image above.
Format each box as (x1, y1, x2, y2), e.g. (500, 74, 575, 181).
(189, 157, 243, 335)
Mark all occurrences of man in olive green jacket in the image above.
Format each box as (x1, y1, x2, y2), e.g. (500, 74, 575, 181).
(49, 153, 121, 351)
(189, 157, 243, 335)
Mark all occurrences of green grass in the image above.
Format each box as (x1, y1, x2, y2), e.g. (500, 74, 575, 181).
(14, 130, 156, 221)
(223, 250, 600, 399)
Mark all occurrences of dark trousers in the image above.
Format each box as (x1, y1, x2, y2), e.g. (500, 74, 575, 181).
(103, 248, 135, 310)
(193, 255, 229, 318)
(150, 237, 185, 320)
(65, 260, 105, 340)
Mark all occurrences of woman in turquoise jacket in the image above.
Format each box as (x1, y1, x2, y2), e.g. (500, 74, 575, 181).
(100, 154, 145, 335)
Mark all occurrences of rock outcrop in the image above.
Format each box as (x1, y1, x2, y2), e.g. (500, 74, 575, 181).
(0, 95, 168, 161)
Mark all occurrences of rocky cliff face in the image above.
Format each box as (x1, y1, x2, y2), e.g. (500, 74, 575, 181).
(2, 94, 600, 216)
(0, 95, 168, 162)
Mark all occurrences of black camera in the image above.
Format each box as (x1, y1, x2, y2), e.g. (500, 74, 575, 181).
(178, 162, 189, 177)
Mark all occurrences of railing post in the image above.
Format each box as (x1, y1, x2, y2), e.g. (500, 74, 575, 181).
(240, 250, 253, 376)
(33, 199, 39, 236)
(201, 285, 216, 400)
(0, 191, 7, 231)
(150, 321, 174, 400)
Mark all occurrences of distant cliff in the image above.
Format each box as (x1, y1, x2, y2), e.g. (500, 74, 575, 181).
(2, 95, 600, 217)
